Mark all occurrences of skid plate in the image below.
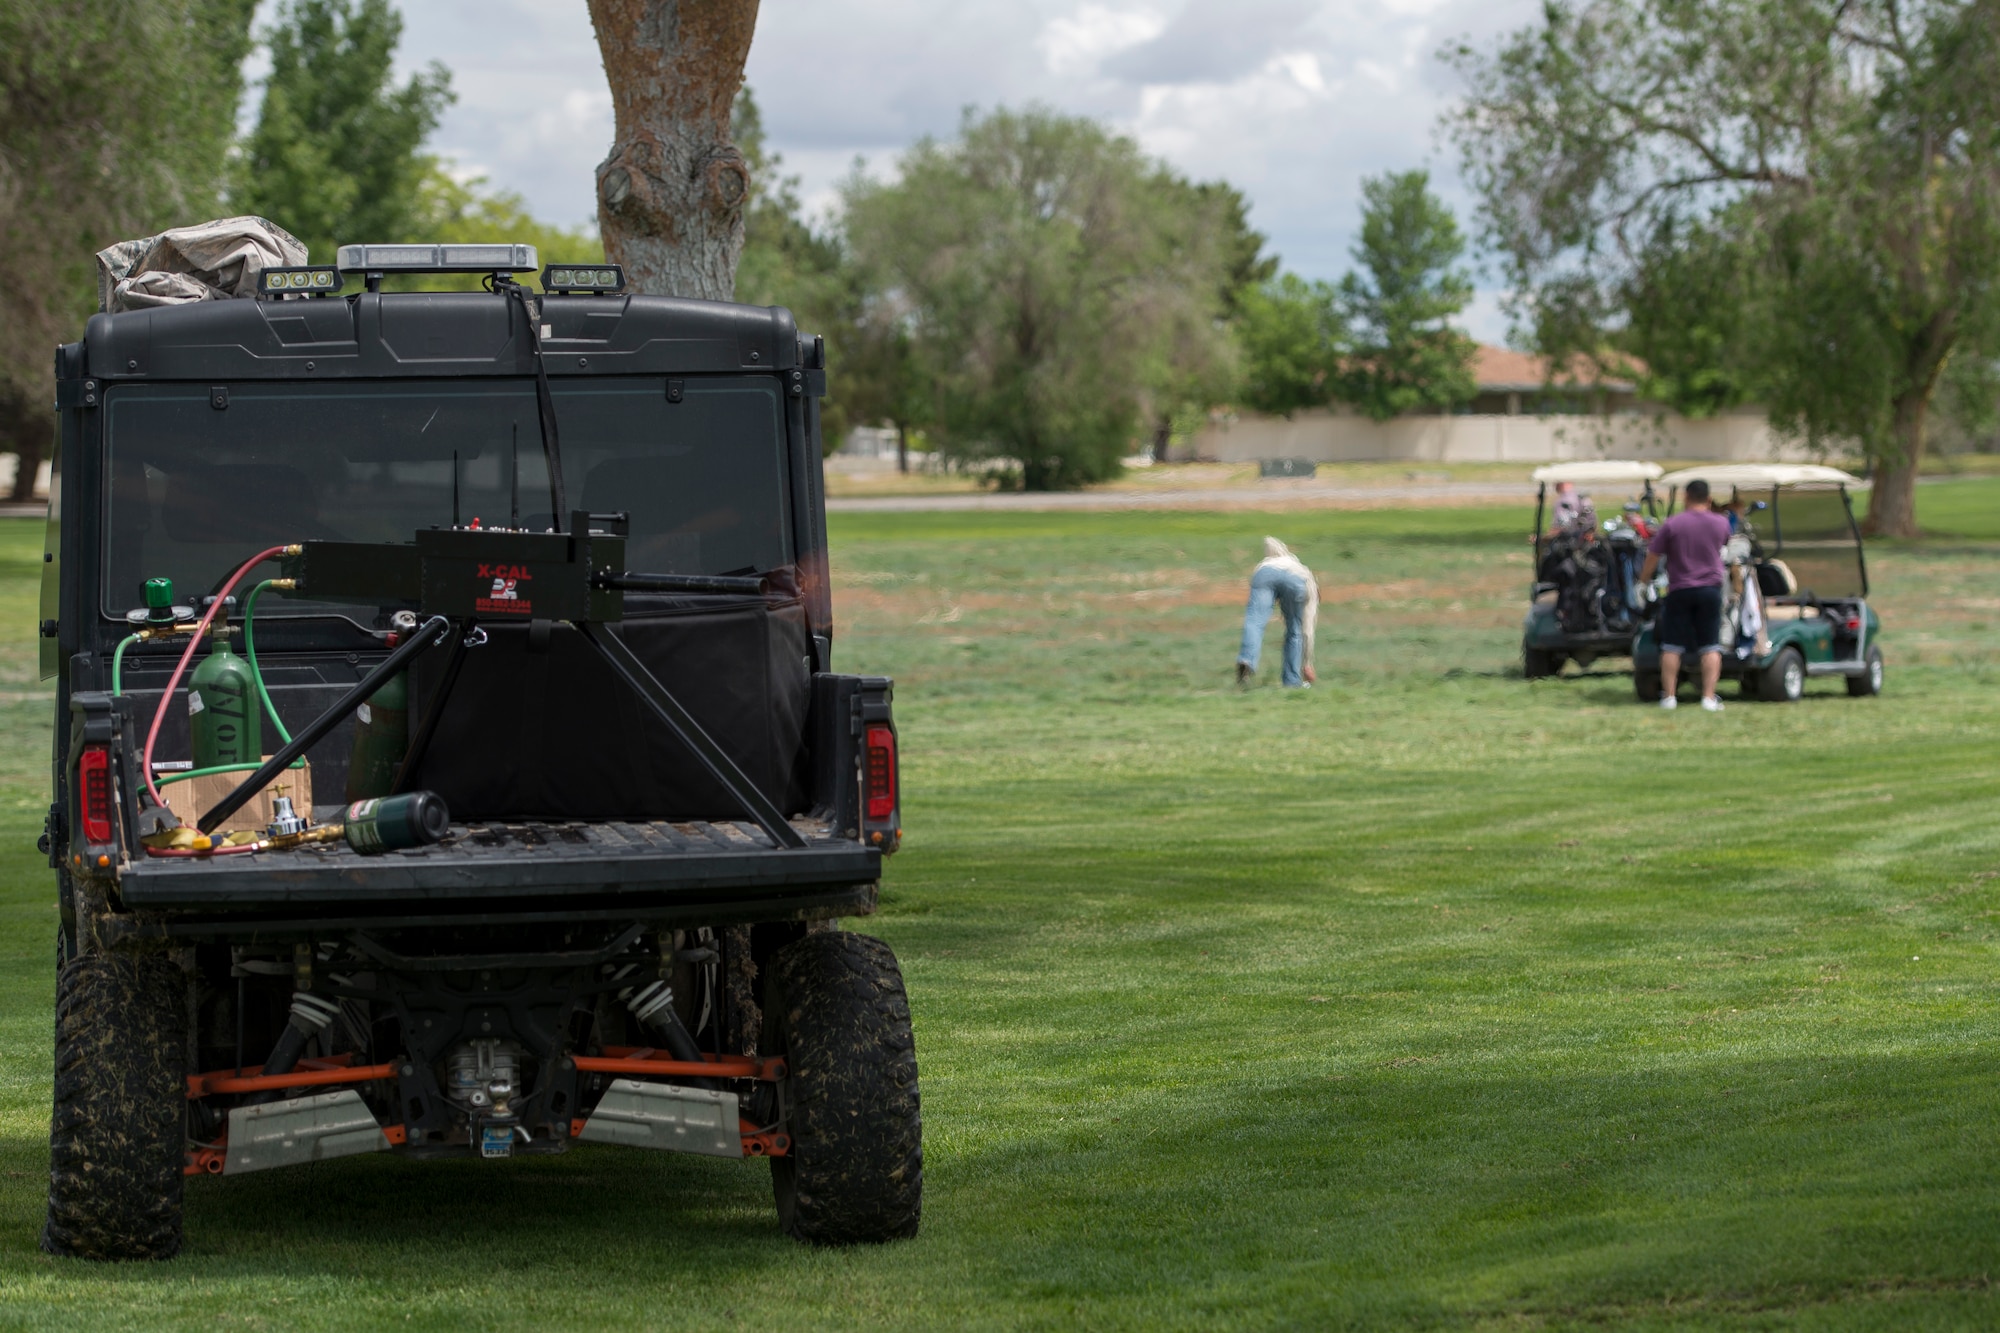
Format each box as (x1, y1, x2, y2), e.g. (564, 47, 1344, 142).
(225, 1088, 390, 1174)
(577, 1079, 740, 1157)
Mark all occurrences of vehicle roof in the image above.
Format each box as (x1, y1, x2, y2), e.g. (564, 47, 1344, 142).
(73, 289, 804, 384)
(1530, 461, 1663, 485)
(1657, 463, 1867, 489)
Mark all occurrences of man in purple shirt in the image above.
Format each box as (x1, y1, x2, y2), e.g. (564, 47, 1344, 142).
(1640, 478, 1733, 712)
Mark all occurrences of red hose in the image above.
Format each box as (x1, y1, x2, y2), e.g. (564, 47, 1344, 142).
(140, 546, 292, 811)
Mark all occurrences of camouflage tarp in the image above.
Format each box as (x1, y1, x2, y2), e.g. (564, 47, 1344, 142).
(95, 216, 307, 313)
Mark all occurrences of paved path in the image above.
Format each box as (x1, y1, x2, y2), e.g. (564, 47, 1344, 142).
(827, 481, 1537, 512)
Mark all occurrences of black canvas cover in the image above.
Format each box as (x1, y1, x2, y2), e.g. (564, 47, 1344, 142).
(405, 596, 814, 822)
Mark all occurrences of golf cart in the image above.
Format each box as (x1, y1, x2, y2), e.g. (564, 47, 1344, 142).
(1633, 464, 1882, 703)
(1522, 461, 1664, 677)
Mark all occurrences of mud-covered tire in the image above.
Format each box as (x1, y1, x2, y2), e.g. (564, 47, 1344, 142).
(43, 953, 187, 1261)
(763, 931, 921, 1245)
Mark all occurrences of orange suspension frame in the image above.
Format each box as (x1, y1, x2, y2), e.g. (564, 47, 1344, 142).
(183, 1047, 789, 1174)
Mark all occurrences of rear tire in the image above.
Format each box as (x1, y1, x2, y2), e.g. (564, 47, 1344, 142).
(763, 931, 921, 1245)
(1634, 670, 1662, 703)
(1760, 647, 1806, 703)
(43, 953, 186, 1261)
(1523, 645, 1560, 679)
(1846, 644, 1884, 696)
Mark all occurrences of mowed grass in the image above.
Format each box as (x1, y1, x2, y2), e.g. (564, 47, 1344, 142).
(0, 489, 1993, 1328)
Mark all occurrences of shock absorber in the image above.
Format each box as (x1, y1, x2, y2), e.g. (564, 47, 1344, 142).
(617, 972, 717, 1091)
(247, 991, 343, 1105)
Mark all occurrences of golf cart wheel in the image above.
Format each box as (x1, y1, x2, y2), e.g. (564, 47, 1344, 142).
(1760, 647, 1806, 703)
(1846, 645, 1884, 696)
(43, 953, 186, 1261)
(763, 931, 922, 1245)
(1633, 670, 1662, 703)
(1522, 645, 1561, 679)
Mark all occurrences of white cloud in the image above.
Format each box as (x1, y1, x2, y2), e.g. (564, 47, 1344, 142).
(1036, 5, 1166, 76)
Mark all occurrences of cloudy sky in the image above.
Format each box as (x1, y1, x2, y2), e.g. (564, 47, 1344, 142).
(334, 0, 1546, 340)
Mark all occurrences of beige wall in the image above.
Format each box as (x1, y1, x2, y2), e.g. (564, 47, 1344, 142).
(1185, 408, 1810, 465)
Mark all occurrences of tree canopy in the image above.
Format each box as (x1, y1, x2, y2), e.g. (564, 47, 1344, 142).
(1449, 0, 2000, 535)
(233, 0, 453, 263)
(1335, 169, 1478, 421)
(0, 0, 255, 498)
(843, 107, 1248, 488)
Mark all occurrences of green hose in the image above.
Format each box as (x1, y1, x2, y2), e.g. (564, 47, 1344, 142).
(111, 633, 142, 696)
(157, 758, 301, 788)
(243, 579, 293, 746)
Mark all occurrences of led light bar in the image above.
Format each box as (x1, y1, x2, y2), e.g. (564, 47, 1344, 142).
(334, 243, 540, 274)
(542, 263, 625, 293)
(258, 266, 343, 296)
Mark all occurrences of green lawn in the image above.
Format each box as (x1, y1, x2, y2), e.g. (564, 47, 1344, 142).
(0, 488, 1996, 1328)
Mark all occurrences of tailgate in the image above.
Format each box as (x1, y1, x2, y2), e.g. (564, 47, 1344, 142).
(117, 816, 876, 907)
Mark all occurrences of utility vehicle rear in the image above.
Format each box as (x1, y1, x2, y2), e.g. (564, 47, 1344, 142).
(39, 242, 918, 1260)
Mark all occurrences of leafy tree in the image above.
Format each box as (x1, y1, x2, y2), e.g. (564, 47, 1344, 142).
(1448, 0, 2000, 536)
(233, 0, 453, 262)
(1333, 170, 1478, 421)
(0, 0, 254, 498)
(1234, 275, 1344, 416)
(729, 89, 890, 455)
(843, 107, 1243, 489)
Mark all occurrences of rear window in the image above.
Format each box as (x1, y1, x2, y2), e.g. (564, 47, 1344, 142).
(101, 377, 792, 616)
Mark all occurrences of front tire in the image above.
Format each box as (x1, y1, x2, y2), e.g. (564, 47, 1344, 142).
(1760, 647, 1806, 703)
(763, 931, 921, 1245)
(1846, 644, 1884, 696)
(43, 953, 187, 1261)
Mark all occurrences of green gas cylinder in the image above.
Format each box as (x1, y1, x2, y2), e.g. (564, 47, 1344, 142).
(189, 635, 260, 769)
(345, 670, 409, 801)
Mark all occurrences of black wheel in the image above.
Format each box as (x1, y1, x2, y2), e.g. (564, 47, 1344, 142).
(1634, 670, 1662, 703)
(1738, 670, 1761, 700)
(763, 931, 921, 1245)
(1522, 645, 1560, 679)
(1846, 644, 1884, 696)
(43, 953, 187, 1261)
(1759, 646, 1805, 703)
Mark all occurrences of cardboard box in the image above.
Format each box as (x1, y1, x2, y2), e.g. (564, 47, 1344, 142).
(160, 760, 314, 838)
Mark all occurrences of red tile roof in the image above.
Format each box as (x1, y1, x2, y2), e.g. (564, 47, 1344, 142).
(1475, 344, 1641, 392)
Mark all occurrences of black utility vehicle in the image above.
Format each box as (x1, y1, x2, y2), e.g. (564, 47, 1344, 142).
(38, 244, 916, 1260)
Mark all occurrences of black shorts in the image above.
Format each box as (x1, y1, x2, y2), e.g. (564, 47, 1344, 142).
(1658, 584, 1724, 655)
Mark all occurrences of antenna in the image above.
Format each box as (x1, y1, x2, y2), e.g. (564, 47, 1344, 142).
(510, 422, 520, 529)
(451, 450, 461, 528)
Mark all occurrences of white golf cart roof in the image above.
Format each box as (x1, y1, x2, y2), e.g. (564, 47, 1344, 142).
(1657, 463, 1868, 489)
(1529, 461, 1664, 485)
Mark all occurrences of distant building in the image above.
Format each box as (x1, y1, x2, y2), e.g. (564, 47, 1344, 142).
(1464, 345, 1641, 417)
(1186, 343, 1802, 465)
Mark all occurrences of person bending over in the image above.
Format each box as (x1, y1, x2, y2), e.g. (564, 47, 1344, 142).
(1640, 478, 1732, 712)
(1237, 537, 1318, 688)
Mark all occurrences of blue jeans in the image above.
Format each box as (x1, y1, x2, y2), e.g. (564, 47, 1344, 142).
(1239, 566, 1311, 686)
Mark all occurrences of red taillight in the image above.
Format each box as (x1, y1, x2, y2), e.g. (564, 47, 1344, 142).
(1845, 618, 1861, 631)
(78, 744, 114, 844)
(865, 725, 897, 821)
